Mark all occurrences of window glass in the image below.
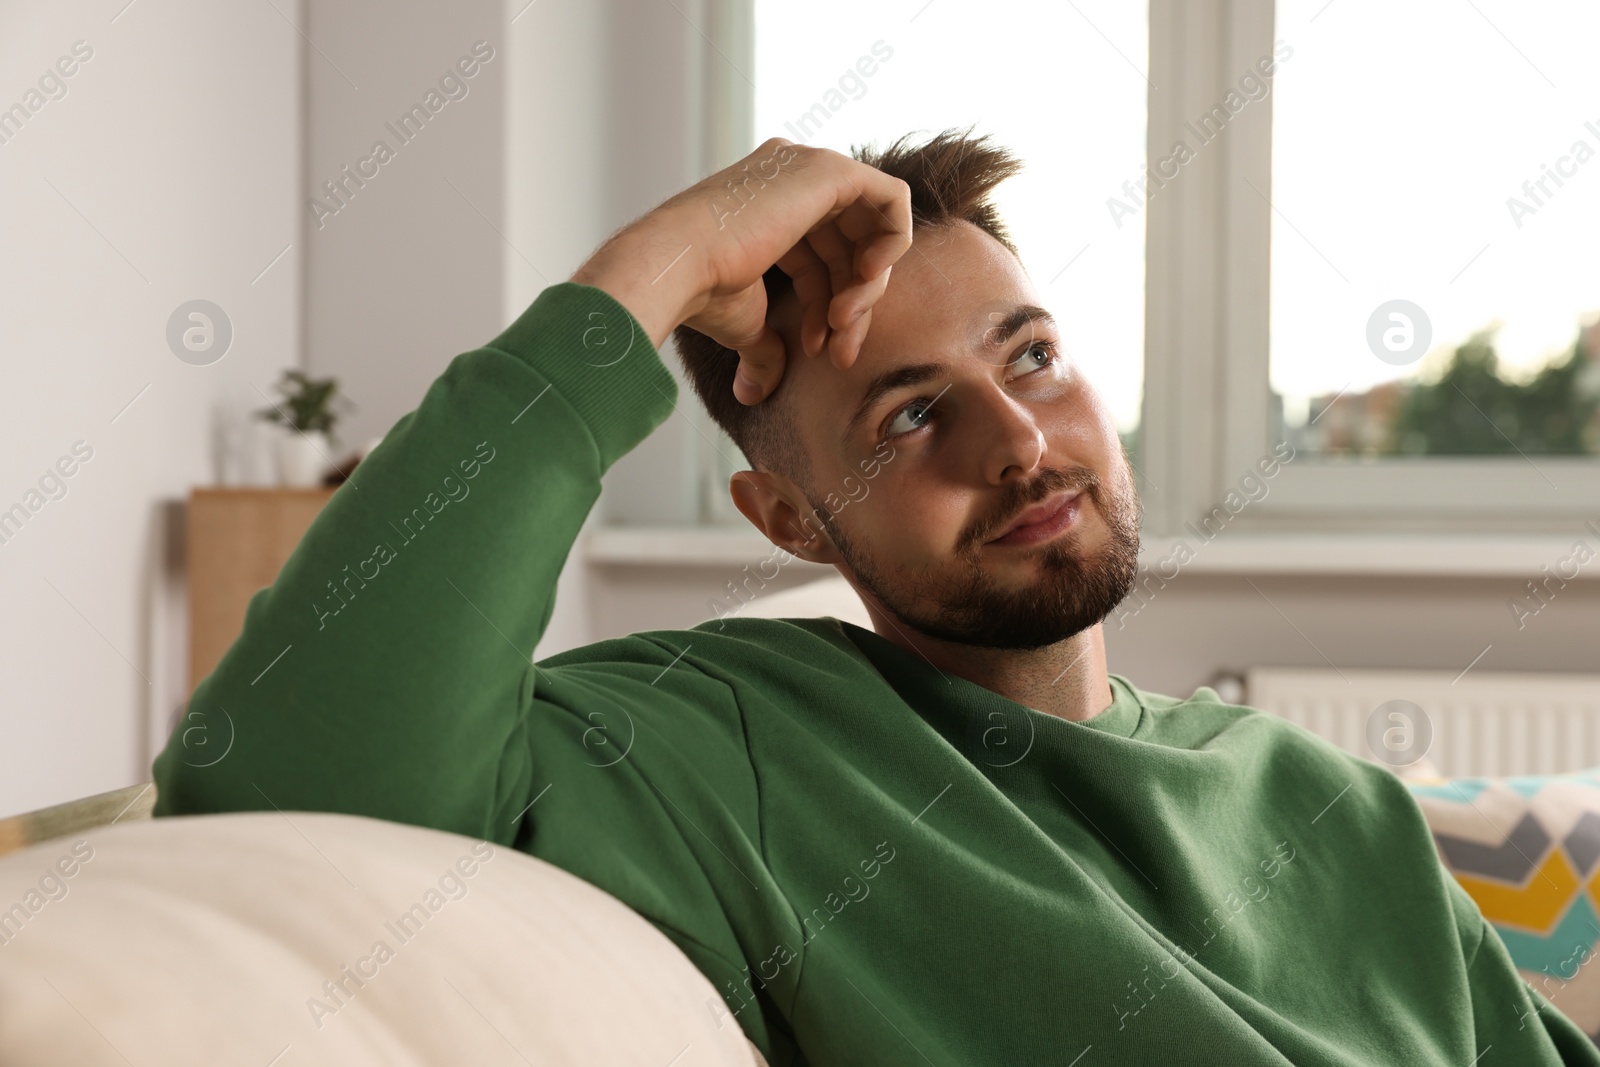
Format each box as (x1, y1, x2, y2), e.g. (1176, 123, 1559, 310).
(1270, 0, 1600, 458)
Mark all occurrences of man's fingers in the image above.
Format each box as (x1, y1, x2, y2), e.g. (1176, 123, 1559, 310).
(855, 224, 914, 286)
(830, 262, 893, 332)
(837, 170, 913, 278)
(826, 306, 874, 370)
(733, 325, 787, 405)
(862, 171, 915, 256)
(783, 160, 912, 342)
(805, 220, 856, 308)
(686, 147, 915, 405)
(817, 173, 910, 330)
(775, 240, 834, 359)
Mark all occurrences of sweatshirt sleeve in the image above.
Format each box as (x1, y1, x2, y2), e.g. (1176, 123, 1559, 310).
(151, 282, 677, 844)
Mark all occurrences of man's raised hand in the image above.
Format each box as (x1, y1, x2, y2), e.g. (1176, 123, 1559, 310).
(569, 138, 914, 405)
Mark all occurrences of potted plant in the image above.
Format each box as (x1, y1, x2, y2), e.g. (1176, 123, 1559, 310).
(254, 370, 354, 487)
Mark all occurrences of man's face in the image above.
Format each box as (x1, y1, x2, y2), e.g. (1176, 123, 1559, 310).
(763, 220, 1142, 651)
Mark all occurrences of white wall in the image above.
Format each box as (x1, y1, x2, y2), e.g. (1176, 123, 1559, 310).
(0, 0, 512, 818)
(304, 0, 507, 453)
(0, 0, 300, 817)
(1101, 572, 1600, 698)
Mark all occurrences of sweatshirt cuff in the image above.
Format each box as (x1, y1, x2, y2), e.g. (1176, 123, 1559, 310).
(486, 281, 679, 471)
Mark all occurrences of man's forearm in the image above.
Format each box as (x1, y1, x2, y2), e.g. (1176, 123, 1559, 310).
(569, 207, 705, 352)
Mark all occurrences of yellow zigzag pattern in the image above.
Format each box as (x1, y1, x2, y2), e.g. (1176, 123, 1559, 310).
(1454, 848, 1580, 933)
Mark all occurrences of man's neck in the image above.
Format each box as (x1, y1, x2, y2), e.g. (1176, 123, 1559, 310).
(864, 604, 1113, 723)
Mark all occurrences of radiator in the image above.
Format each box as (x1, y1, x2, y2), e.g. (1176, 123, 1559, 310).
(1244, 667, 1600, 778)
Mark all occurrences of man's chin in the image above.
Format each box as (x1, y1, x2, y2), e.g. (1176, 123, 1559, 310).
(879, 567, 1121, 651)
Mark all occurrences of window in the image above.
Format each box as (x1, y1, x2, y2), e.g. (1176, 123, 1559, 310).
(1269, 0, 1600, 462)
(1139, 0, 1600, 533)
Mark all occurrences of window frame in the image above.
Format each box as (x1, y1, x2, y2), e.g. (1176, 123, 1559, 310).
(690, 0, 758, 525)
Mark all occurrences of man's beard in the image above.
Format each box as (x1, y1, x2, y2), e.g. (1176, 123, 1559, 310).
(815, 460, 1142, 651)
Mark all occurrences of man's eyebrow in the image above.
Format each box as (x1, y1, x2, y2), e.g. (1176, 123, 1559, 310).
(982, 304, 1057, 350)
(839, 304, 1058, 443)
(842, 363, 944, 443)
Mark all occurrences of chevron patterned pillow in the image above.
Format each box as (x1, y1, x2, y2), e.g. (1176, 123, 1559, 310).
(1407, 768, 1600, 1047)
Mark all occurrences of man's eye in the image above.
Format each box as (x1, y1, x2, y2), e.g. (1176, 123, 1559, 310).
(1010, 340, 1059, 377)
(885, 399, 934, 438)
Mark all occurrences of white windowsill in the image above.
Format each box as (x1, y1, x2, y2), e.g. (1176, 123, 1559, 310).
(588, 526, 779, 566)
(1133, 534, 1590, 578)
(587, 526, 1596, 578)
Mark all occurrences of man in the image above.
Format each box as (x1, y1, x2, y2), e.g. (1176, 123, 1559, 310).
(153, 130, 1600, 1065)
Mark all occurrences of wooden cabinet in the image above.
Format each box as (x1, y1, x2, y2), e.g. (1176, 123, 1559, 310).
(186, 487, 337, 695)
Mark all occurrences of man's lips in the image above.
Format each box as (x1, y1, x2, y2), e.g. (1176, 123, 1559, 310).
(984, 489, 1084, 547)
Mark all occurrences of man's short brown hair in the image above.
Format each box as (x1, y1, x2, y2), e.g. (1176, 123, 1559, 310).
(670, 125, 1024, 484)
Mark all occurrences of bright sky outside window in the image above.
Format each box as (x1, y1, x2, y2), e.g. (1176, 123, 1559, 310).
(1270, 0, 1600, 457)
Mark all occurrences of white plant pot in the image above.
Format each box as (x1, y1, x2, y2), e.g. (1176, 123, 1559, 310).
(274, 431, 332, 488)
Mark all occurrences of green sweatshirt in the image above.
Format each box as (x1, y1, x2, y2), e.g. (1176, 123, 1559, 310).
(153, 282, 1600, 1066)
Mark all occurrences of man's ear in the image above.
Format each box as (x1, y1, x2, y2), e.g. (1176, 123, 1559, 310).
(728, 470, 842, 565)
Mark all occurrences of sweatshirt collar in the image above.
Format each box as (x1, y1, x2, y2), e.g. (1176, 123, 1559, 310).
(834, 620, 1147, 762)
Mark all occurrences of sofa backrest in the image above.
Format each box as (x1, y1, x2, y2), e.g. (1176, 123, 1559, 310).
(0, 809, 763, 1066)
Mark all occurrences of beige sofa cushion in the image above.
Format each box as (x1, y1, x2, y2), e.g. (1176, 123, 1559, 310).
(0, 811, 761, 1066)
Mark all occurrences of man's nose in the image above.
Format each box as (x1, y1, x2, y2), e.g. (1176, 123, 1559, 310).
(974, 389, 1046, 486)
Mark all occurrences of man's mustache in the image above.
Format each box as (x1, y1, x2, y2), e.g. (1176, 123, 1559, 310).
(960, 466, 1098, 551)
